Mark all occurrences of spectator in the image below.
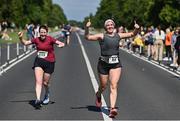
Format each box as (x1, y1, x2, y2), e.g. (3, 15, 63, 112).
(153, 26, 165, 63)
(117, 26, 126, 48)
(174, 27, 180, 70)
(144, 27, 154, 60)
(170, 28, 179, 67)
(26, 23, 34, 40)
(132, 34, 144, 55)
(163, 28, 173, 61)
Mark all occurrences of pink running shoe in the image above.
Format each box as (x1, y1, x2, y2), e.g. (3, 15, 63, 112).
(109, 108, 118, 118)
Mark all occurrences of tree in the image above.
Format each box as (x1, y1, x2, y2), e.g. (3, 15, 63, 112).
(9, 0, 25, 27)
(159, 4, 180, 27)
(86, 0, 180, 29)
(0, 0, 68, 27)
(48, 4, 67, 27)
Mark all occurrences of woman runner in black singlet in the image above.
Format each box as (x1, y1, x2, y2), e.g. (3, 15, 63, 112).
(85, 19, 140, 118)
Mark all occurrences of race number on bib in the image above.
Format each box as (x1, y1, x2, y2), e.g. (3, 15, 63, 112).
(37, 51, 48, 58)
(108, 55, 119, 64)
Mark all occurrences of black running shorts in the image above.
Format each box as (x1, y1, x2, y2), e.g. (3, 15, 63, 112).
(32, 57, 55, 74)
(97, 58, 122, 75)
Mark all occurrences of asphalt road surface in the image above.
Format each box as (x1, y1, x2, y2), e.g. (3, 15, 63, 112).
(0, 31, 180, 120)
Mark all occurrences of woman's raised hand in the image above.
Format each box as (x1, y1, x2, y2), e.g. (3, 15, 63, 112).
(18, 31, 24, 38)
(86, 19, 91, 28)
(134, 20, 140, 29)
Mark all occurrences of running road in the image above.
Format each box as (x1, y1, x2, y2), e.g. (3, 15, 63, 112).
(0, 31, 180, 120)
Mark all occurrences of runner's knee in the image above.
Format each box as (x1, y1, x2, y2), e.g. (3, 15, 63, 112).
(36, 79, 43, 85)
(99, 85, 107, 92)
(110, 83, 118, 90)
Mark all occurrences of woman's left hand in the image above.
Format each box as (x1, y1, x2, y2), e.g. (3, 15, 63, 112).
(134, 23, 140, 29)
(57, 42, 65, 48)
(134, 20, 140, 29)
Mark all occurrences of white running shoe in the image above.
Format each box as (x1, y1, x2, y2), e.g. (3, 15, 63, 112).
(43, 93, 49, 105)
(177, 67, 180, 71)
(163, 57, 168, 61)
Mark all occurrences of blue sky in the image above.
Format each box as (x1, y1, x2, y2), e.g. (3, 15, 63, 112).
(52, 0, 100, 21)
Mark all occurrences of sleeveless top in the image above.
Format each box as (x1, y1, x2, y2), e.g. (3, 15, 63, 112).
(99, 33, 120, 56)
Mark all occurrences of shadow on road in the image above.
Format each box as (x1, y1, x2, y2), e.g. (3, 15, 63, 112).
(10, 99, 55, 110)
(71, 105, 119, 116)
(28, 100, 55, 108)
(71, 105, 101, 112)
(171, 75, 180, 80)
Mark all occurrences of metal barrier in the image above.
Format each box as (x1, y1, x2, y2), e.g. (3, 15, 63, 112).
(0, 31, 61, 75)
(0, 42, 34, 75)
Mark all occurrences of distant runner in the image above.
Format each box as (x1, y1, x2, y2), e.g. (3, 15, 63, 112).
(61, 24, 71, 45)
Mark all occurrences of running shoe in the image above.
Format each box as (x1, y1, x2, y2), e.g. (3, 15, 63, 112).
(34, 100, 42, 109)
(177, 67, 180, 71)
(95, 92, 102, 108)
(170, 63, 178, 67)
(109, 108, 118, 118)
(42, 92, 50, 105)
(163, 57, 168, 61)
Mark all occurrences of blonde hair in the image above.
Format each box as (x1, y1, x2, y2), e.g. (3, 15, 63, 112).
(166, 28, 170, 33)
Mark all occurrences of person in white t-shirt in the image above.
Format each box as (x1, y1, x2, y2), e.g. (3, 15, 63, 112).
(153, 26, 165, 63)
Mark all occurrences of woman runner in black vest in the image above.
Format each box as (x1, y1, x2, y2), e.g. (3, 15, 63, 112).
(85, 19, 140, 118)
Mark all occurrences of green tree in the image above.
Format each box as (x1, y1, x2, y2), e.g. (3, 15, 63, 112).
(87, 0, 180, 29)
(159, 4, 180, 27)
(0, 0, 12, 20)
(9, 0, 25, 27)
(0, 0, 67, 28)
(48, 4, 67, 27)
(92, 0, 121, 28)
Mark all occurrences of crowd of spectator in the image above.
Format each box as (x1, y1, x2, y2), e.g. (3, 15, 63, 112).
(117, 25, 180, 71)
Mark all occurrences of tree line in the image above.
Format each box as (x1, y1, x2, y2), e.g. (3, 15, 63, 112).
(1, 0, 179, 29)
(84, 0, 180, 29)
(0, 0, 67, 28)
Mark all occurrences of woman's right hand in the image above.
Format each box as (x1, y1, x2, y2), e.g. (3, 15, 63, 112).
(86, 19, 91, 28)
(18, 31, 23, 38)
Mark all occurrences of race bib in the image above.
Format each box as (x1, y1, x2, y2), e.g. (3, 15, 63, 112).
(108, 55, 119, 64)
(37, 51, 48, 58)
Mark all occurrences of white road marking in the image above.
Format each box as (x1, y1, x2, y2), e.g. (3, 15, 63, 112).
(0, 51, 36, 75)
(120, 48, 180, 77)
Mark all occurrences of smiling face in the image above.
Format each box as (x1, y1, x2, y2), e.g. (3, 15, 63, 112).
(39, 28, 47, 40)
(104, 20, 115, 34)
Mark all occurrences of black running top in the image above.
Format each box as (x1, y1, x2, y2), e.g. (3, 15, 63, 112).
(99, 33, 120, 56)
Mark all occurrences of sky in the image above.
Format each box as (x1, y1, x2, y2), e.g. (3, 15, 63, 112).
(52, 0, 100, 21)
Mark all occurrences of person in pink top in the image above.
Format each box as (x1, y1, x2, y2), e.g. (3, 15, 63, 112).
(18, 25, 65, 109)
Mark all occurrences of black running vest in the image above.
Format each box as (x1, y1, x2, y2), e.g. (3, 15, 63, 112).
(99, 33, 120, 56)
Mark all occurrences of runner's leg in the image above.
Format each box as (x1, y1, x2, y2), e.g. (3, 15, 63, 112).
(109, 67, 121, 108)
(97, 74, 108, 96)
(34, 67, 44, 100)
(43, 73, 51, 94)
(42, 73, 51, 104)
